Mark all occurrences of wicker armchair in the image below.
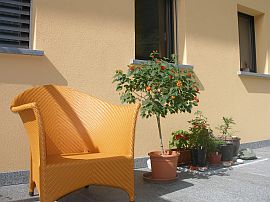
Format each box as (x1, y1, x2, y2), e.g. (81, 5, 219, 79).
(11, 85, 140, 202)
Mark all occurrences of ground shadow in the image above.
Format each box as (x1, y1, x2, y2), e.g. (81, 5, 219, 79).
(133, 170, 194, 201)
(0, 54, 67, 86)
(58, 170, 194, 202)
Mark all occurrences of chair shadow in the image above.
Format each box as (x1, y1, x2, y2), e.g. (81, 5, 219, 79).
(58, 169, 194, 202)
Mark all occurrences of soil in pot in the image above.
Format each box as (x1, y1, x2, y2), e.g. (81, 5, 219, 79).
(208, 152, 222, 165)
(220, 143, 233, 161)
(172, 149, 191, 166)
(148, 151, 179, 180)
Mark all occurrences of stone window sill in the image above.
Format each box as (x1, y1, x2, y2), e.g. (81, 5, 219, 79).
(132, 59, 193, 69)
(0, 47, 44, 56)
(237, 71, 270, 79)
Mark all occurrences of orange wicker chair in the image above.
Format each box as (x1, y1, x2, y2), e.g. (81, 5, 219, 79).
(10, 85, 140, 202)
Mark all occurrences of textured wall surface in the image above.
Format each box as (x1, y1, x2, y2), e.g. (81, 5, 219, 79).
(0, 0, 270, 172)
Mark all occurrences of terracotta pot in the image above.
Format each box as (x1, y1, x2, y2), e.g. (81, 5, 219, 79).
(172, 149, 191, 166)
(208, 152, 222, 165)
(148, 151, 179, 179)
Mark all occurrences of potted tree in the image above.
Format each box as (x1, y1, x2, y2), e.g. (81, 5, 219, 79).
(113, 51, 199, 180)
(189, 111, 212, 167)
(169, 130, 191, 165)
(216, 117, 240, 161)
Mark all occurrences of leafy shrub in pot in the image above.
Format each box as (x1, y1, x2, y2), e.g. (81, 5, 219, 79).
(188, 111, 212, 167)
(169, 130, 191, 165)
(207, 137, 224, 165)
(216, 117, 240, 159)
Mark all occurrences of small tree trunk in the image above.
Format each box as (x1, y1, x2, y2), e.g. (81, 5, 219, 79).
(156, 115, 165, 155)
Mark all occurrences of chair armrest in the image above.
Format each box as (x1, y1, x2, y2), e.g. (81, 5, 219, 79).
(11, 102, 47, 166)
(11, 102, 37, 112)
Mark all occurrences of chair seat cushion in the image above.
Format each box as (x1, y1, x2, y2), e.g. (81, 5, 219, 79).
(47, 152, 131, 166)
(44, 152, 134, 200)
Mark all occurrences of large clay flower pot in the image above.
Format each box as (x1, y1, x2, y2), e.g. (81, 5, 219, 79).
(148, 151, 179, 179)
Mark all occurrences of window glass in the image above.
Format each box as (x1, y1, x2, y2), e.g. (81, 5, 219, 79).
(135, 0, 174, 60)
(238, 12, 256, 72)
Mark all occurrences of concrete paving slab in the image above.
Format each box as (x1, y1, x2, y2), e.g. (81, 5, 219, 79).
(0, 146, 269, 202)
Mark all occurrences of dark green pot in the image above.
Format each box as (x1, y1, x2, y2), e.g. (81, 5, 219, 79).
(191, 148, 207, 167)
(220, 143, 233, 161)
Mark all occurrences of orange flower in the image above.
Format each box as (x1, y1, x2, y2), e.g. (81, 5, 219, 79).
(177, 81, 182, 88)
(146, 86, 151, 91)
(187, 72, 192, 77)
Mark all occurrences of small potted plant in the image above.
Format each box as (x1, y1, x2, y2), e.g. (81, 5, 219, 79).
(207, 137, 224, 165)
(169, 130, 191, 165)
(188, 111, 212, 167)
(113, 51, 199, 180)
(216, 117, 240, 161)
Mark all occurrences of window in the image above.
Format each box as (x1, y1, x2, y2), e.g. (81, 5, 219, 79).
(238, 12, 256, 72)
(0, 0, 31, 49)
(135, 0, 174, 60)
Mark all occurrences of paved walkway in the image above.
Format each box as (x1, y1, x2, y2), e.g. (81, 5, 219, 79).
(0, 147, 270, 202)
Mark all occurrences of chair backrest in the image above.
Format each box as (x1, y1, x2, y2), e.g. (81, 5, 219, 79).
(11, 85, 118, 156)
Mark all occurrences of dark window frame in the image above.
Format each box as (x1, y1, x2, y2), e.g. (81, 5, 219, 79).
(135, 0, 175, 60)
(238, 12, 257, 73)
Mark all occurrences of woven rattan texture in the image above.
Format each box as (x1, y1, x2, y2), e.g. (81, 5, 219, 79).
(11, 85, 140, 202)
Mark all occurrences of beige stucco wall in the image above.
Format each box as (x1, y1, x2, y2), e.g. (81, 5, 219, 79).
(0, 0, 270, 172)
